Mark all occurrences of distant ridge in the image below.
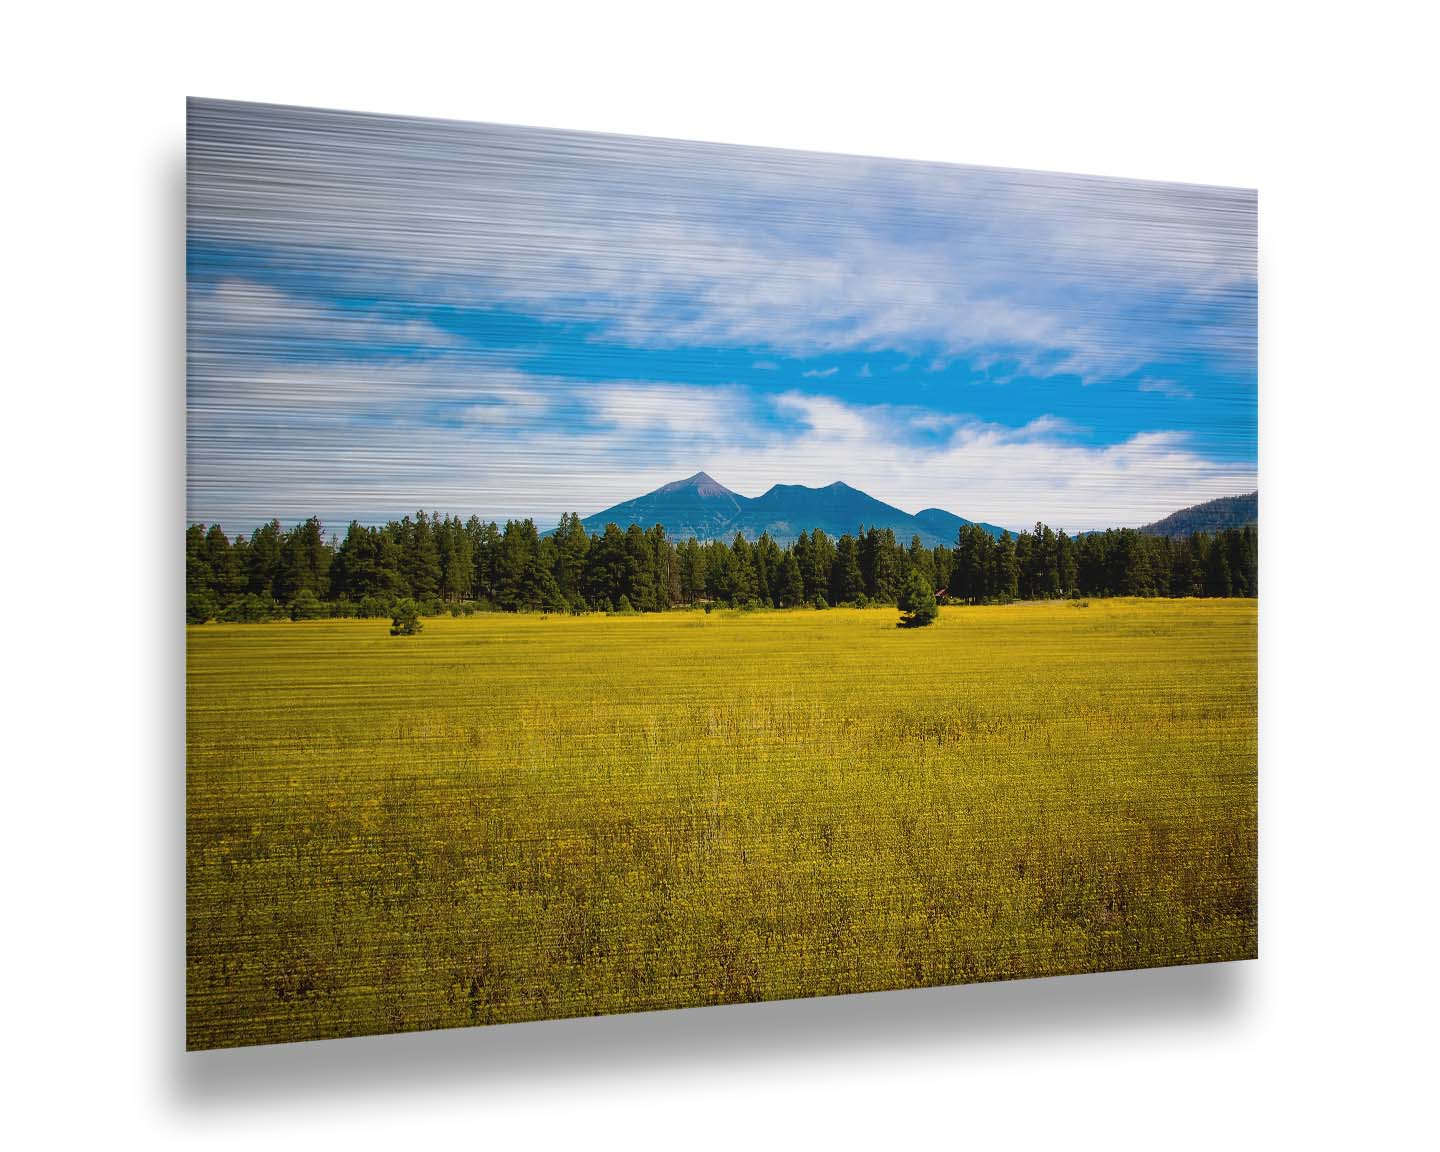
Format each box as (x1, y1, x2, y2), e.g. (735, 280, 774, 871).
(912, 506, 1008, 544)
(566, 473, 1006, 546)
(1140, 492, 1257, 538)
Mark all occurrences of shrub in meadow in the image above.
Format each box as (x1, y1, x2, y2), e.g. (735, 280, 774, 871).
(897, 570, 939, 628)
(390, 598, 423, 636)
(221, 593, 284, 623)
(289, 589, 326, 621)
(356, 595, 393, 619)
(186, 590, 219, 624)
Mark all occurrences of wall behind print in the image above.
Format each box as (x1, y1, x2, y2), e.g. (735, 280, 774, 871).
(8, 1, 1436, 1148)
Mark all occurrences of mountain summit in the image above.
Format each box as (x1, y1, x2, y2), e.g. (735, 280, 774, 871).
(573, 470, 746, 542)
(571, 473, 1005, 546)
(653, 471, 737, 499)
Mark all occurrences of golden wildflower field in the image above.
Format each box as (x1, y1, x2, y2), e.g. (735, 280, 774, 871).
(186, 599, 1257, 1049)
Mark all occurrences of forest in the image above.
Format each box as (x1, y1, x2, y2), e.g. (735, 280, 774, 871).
(185, 510, 1258, 623)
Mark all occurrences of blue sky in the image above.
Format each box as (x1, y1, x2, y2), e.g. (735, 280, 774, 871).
(187, 99, 1256, 536)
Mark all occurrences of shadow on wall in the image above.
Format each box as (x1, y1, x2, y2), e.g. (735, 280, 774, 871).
(169, 960, 1253, 1110)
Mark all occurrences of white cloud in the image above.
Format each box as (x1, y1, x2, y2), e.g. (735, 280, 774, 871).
(1011, 415, 1083, 439)
(587, 383, 748, 436)
(907, 411, 963, 433)
(1139, 376, 1197, 399)
(190, 278, 454, 353)
(457, 386, 551, 427)
(801, 366, 839, 379)
(773, 391, 873, 441)
(189, 100, 1256, 383)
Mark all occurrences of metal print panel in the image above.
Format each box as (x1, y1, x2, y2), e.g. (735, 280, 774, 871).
(186, 98, 1257, 1049)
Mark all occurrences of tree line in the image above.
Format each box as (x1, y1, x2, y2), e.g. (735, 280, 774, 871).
(185, 511, 1258, 623)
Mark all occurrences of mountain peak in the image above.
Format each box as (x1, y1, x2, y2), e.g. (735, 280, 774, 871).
(654, 471, 735, 497)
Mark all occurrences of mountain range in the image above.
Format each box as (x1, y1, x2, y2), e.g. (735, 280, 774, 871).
(566, 472, 1008, 547)
(556, 472, 1259, 548)
(1139, 491, 1258, 538)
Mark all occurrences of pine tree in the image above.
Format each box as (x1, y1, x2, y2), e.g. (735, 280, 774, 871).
(186, 524, 212, 596)
(203, 523, 244, 601)
(859, 527, 881, 599)
(274, 516, 329, 603)
(246, 520, 283, 597)
(792, 530, 814, 600)
(468, 519, 501, 602)
(1039, 523, 1061, 597)
(623, 524, 657, 610)
(953, 524, 989, 603)
(776, 552, 805, 607)
(907, 534, 935, 588)
(585, 523, 628, 609)
(439, 515, 475, 602)
(645, 524, 672, 609)
(390, 598, 423, 636)
(551, 512, 590, 607)
(1015, 529, 1036, 599)
(897, 568, 938, 627)
(677, 537, 706, 604)
(728, 533, 758, 605)
(932, 544, 954, 596)
(1056, 530, 1077, 596)
(754, 532, 783, 607)
(402, 511, 442, 600)
(832, 535, 865, 604)
(873, 528, 902, 602)
(1204, 536, 1233, 597)
(990, 531, 1020, 602)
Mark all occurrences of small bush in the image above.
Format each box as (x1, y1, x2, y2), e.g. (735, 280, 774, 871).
(220, 593, 284, 623)
(813, 596, 829, 610)
(356, 595, 393, 619)
(186, 590, 219, 625)
(390, 598, 423, 636)
(611, 595, 636, 616)
(897, 570, 939, 628)
(289, 589, 326, 621)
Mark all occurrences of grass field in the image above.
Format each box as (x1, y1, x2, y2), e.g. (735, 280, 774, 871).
(186, 599, 1257, 1049)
